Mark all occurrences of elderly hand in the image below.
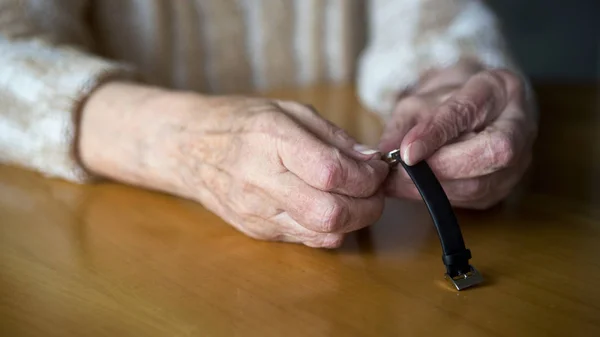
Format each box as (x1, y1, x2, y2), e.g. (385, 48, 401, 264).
(379, 66, 537, 209)
(80, 83, 388, 248)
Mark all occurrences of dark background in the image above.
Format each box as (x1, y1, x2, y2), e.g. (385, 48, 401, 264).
(488, 0, 599, 82)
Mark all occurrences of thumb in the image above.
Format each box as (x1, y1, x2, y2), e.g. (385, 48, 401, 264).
(400, 71, 509, 165)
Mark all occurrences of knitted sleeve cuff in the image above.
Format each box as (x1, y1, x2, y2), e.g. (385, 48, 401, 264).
(0, 38, 138, 183)
(356, 1, 528, 119)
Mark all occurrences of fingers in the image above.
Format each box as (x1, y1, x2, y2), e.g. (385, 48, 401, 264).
(270, 212, 345, 249)
(276, 100, 381, 160)
(233, 211, 345, 249)
(424, 119, 527, 180)
(266, 171, 385, 235)
(444, 153, 530, 209)
(400, 70, 515, 165)
(275, 116, 389, 198)
(385, 155, 530, 209)
(378, 84, 467, 153)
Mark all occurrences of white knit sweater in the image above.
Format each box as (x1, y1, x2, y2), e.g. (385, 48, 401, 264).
(0, 0, 517, 183)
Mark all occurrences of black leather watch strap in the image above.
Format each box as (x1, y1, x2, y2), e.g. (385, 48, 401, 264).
(384, 150, 483, 290)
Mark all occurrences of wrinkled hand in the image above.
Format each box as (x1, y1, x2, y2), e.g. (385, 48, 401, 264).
(177, 97, 389, 248)
(379, 69, 537, 209)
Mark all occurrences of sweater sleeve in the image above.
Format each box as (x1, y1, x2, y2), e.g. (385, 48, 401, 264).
(357, 0, 526, 118)
(0, 0, 137, 183)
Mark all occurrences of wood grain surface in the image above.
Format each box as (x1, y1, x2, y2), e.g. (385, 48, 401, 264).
(1, 83, 599, 337)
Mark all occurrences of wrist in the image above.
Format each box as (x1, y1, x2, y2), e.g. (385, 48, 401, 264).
(78, 81, 199, 195)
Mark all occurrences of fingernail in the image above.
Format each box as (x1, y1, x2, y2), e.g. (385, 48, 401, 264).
(353, 144, 380, 156)
(403, 141, 427, 165)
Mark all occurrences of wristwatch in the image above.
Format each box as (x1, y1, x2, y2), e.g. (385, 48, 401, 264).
(383, 149, 484, 291)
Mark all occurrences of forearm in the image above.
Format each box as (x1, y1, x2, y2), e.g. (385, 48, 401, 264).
(79, 82, 199, 196)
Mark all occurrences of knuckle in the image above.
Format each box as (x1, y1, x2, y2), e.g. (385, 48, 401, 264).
(445, 98, 478, 127)
(491, 134, 515, 168)
(317, 151, 345, 191)
(331, 124, 352, 143)
(428, 115, 458, 145)
(319, 201, 348, 233)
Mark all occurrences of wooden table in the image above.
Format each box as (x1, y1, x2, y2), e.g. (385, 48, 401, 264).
(1, 84, 599, 337)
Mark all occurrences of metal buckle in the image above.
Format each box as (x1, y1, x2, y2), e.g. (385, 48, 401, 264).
(445, 266, 484, 291)
(383, 149, 402, 166)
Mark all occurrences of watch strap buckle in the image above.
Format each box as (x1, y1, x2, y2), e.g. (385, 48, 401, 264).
(445, 265, 484, 291)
